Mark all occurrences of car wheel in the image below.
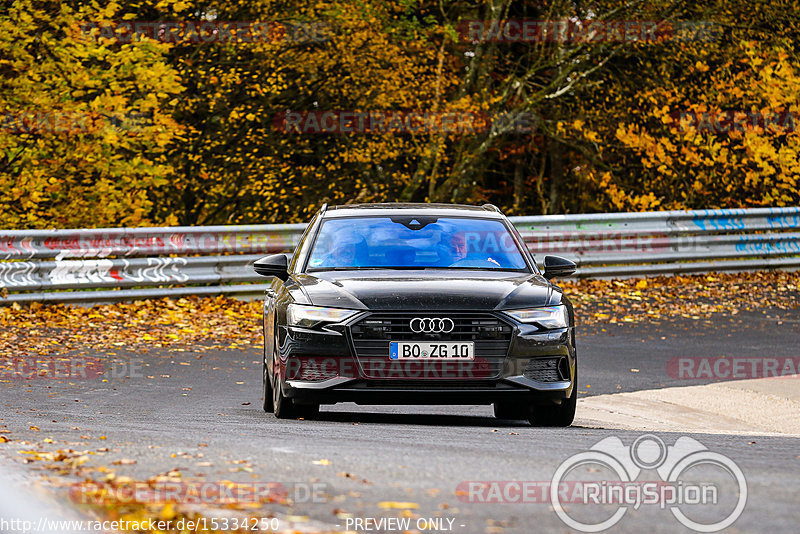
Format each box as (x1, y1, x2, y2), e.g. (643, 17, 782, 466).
(262, 320, 274, 413)
(528, 370, 577, 427)
(271, 328, 296, 419)
(262, 363, 273, 413)
(493, 402, 528, 420)
(273, 378, 319, 420)
(272, 373, 297, 419)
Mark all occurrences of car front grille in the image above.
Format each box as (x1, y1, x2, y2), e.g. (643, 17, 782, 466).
(523, 357, 569, 383)
(349, 313, 512, 380)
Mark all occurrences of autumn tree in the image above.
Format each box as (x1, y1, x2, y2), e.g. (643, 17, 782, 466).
(0, 0, 183, 228)
(3, 0, 800, 230)
(562, 0, 800, 212)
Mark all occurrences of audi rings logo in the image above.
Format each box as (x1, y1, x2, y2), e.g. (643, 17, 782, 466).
(410, 317, 455, 334)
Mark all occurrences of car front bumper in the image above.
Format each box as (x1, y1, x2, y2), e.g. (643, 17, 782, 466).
(277, 313, 576, 406)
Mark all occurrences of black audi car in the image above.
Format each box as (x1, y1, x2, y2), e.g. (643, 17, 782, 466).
(253, 203, 578, 426)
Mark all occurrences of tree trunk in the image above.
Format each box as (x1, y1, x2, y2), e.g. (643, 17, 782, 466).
(513, 158, 524, 214)
(548, 139, 563, 214)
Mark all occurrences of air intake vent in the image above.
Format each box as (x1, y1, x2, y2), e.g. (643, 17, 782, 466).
(286, 357, 340, 382)
(523, 358, 569, 383)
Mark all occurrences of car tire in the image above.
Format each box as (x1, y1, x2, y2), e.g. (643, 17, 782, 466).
(271, 328, 297, 419)
(262, 320, 275, 413)
(528, 370, 577, 427)
(272, 374, 297, 419)
(493, 402, 528, 420)
(273, 378, 319, 420)
(262, 363, 274, 413)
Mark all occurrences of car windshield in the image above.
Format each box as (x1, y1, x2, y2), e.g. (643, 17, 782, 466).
(306, 216, 529, 271)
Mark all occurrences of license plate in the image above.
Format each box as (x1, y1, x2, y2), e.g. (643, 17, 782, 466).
(389, 342, 474, 360)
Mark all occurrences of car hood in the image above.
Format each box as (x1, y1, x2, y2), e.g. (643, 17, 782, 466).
(291, 270, 560, 311)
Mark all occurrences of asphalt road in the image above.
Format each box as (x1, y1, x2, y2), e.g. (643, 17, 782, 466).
(1, 308, 798, 533)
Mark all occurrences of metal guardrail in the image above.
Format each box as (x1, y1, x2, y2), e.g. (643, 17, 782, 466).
(512, 207, 800, 277)
(1, 207, 798, 304)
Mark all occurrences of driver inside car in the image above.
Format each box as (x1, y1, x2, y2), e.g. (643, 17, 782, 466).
(451, 232, 468, 263)
(444, 231, 503, 268)
(436, 231, 468, 266)
(322, 233, 369, 267)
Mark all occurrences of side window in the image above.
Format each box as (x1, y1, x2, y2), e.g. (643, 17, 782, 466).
(507, 220, 538, 273)
(289, 213, 320, 273)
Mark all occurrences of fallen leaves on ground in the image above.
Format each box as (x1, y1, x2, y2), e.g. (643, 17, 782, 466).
(0, 295, 261, 357)
(68, 474, 281, 533)
(377, 501, 419, 509)
(18, 448, 93, 471)
(0, 272, 797, 360)
(27, 460, 295, 533)
(560, 271, 799, 327)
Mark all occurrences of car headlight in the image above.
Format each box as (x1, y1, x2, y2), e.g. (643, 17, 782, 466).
(286, 304, 359, 327)
(504, 305, 568, 329)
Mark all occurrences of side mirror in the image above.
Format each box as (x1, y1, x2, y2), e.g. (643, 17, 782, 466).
(253, 254, 289, 281)
(542, 255, 576, 280)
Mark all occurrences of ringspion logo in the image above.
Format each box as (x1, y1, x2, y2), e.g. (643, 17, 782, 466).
(550, 435, 746, 532)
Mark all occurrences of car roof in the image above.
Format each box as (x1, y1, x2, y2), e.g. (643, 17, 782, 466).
(322, 203, 505, 219)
